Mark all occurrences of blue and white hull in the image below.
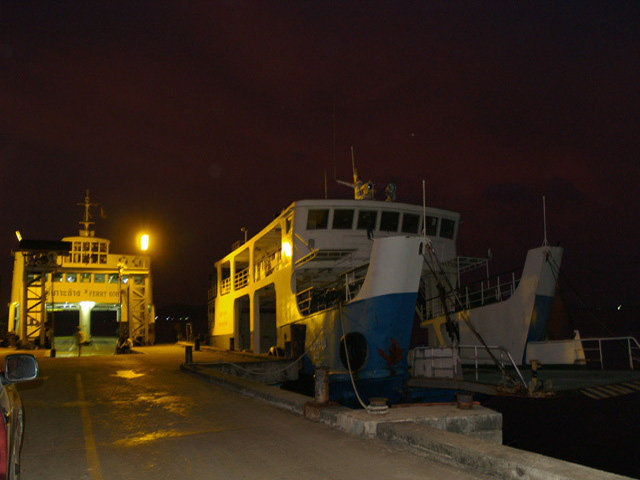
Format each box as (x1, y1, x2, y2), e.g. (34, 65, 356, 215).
(209, 198, 460, 405)
(301, 236, 425, 404)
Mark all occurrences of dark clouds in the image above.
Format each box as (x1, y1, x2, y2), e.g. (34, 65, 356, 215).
(1, 2, 639, 313)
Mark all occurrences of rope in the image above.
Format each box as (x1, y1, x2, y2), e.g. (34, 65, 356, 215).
(338, 303, 370, 411)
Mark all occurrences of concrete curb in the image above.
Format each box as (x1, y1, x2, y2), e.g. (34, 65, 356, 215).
(181, 362, 631, 480)
(181, 363, 308, 415)
(377, 423, 627, 480)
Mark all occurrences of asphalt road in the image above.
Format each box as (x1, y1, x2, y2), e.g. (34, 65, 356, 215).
(14, 346, 492, 480)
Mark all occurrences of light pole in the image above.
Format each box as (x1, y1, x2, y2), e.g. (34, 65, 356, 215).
(138, 233, 151, 344)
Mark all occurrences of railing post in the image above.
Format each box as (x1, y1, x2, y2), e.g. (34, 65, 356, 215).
(629, 338, 634, 370)
(599, 339, 604, 370)
(475, 346, 479, 381)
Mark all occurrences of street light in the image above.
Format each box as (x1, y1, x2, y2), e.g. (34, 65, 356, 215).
(140, 234, 149, 251)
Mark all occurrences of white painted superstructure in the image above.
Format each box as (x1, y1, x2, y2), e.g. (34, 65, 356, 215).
(207, 198, 460, 355)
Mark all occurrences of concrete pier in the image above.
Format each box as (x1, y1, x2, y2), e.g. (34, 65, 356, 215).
(181, 358, 630, 480)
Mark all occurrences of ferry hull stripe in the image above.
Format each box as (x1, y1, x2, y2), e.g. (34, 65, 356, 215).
(303, 291, 419, 379)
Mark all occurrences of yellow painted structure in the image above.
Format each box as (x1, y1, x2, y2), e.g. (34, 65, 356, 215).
(7, 191, 155, 348)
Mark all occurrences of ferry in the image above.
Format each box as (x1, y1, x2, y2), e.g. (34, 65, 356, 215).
(208, 160, 640, 405)
(207, 168, 466, 405)
(7, 191, 155, 356)
(411, 240, 640, 399)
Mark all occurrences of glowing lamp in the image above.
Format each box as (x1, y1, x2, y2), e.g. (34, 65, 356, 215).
(282, 241, 292, 258)
(79, 301, 96, 311)
(140, 234, 149, 251)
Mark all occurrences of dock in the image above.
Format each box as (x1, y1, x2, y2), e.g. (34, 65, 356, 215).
(181, 346, 630, 480)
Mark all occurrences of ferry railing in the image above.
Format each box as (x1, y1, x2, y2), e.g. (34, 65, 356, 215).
(234, 267, 249, 290)
(459, 344, 528, 389)
(220, 277, 231, 295)
(296, 287, 313, 315)
(412, 345, 527, 390)
(579, 336, 640, 370)
(254, 250, 282, 282)
(341, 264, 368, 301)
(422, 269, 522, 320)
(295, 264, 369, 315)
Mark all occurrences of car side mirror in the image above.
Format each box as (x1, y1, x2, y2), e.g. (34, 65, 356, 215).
(4, 354, 39, 382)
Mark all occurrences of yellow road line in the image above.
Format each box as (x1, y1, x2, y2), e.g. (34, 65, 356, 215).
(76, 374, 104, 480)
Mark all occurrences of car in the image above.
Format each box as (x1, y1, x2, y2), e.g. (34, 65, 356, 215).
(0, 354, 39, 480)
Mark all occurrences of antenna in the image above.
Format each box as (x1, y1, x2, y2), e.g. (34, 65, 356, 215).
(324, 170, 328, 199)
(422, 180, 427, 237)
(78, 189, 100, 237)
(542, 196, 549, 247)
(332, 99, 337, 181)
(336, 147, 375, 200)
(350, 146, 357, 183)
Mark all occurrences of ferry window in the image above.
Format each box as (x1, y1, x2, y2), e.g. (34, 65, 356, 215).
(94, 274, 105, 283)
(91, 254, 99, 264)
(134, 275, 144, 285)
(380, 211, 399, 232)
(53, 273, 64, 282)
(66, 273, 77, 283)
(99, 254, 107, 264)
(425, 216, 439, 236)
(91, 242, 99, 252)
(73, 242, 81, 252)
(80, 273, 91, 283)
(440, 218, 456, 239)
(332, 209, 354, 229)
(108, 274, 119, 284)
(307, 209, 329, 229)
(401, 213, 420, 233)
(73, 254, 81, 263)
(83, 242, 90, 252)
(82, 254, 90, 263)
(100, 242, 107, 252)
(357, 210, 378, 230)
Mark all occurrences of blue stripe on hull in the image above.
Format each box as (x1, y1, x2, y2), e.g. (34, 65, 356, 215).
(522, 294, 555, 364)
(301, 292, 418, 404)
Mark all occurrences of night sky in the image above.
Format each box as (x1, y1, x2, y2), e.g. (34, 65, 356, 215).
(1, 3, 638, 327)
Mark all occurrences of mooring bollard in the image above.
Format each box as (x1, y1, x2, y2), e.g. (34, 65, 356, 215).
(456, 391, 473, 409)
(185, 345, 193, 364)
(314, 367, 329, 404)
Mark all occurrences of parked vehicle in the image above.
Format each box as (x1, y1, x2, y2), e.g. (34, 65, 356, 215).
(0, 354, 39, 480)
